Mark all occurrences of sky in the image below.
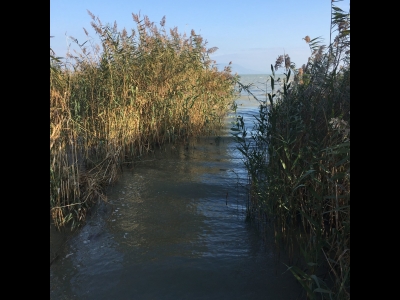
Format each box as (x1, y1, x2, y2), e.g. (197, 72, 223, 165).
(50, 0, 349, 74)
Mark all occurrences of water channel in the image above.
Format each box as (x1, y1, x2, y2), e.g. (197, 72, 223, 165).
(50, 74, 303, 299)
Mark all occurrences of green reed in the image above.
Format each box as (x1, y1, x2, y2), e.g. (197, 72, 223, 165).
(234, 2, 349, 298)
(50, 11, 237, 229)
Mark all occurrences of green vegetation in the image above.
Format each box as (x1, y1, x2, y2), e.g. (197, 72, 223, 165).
(50, 11, 237, 229)
(234, 1, 350, 299)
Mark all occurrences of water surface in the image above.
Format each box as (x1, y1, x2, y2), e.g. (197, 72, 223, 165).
(50, 75, 303, 299)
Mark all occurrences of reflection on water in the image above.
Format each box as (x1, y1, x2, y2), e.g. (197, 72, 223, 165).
(50, 75, 303, 299)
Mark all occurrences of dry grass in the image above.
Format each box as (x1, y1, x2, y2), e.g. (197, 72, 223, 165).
(50, 12, 237, 229)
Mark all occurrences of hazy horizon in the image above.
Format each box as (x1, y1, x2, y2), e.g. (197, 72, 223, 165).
(50, 0, 349, 73)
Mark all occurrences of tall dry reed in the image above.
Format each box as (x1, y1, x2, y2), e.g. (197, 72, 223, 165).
(50, 12, 237, 229)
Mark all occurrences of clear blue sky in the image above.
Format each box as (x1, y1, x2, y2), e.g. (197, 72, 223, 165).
(50, 0, 349, 74)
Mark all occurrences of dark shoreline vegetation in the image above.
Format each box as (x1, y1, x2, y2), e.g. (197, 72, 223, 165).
(234, 2, 350, 299)
(51, 2, 349, 299)
(50, 11, 237, 229)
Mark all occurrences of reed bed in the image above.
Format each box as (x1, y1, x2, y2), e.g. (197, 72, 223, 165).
(234, 2, 350, 298)
(50, 11, 237, 229)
